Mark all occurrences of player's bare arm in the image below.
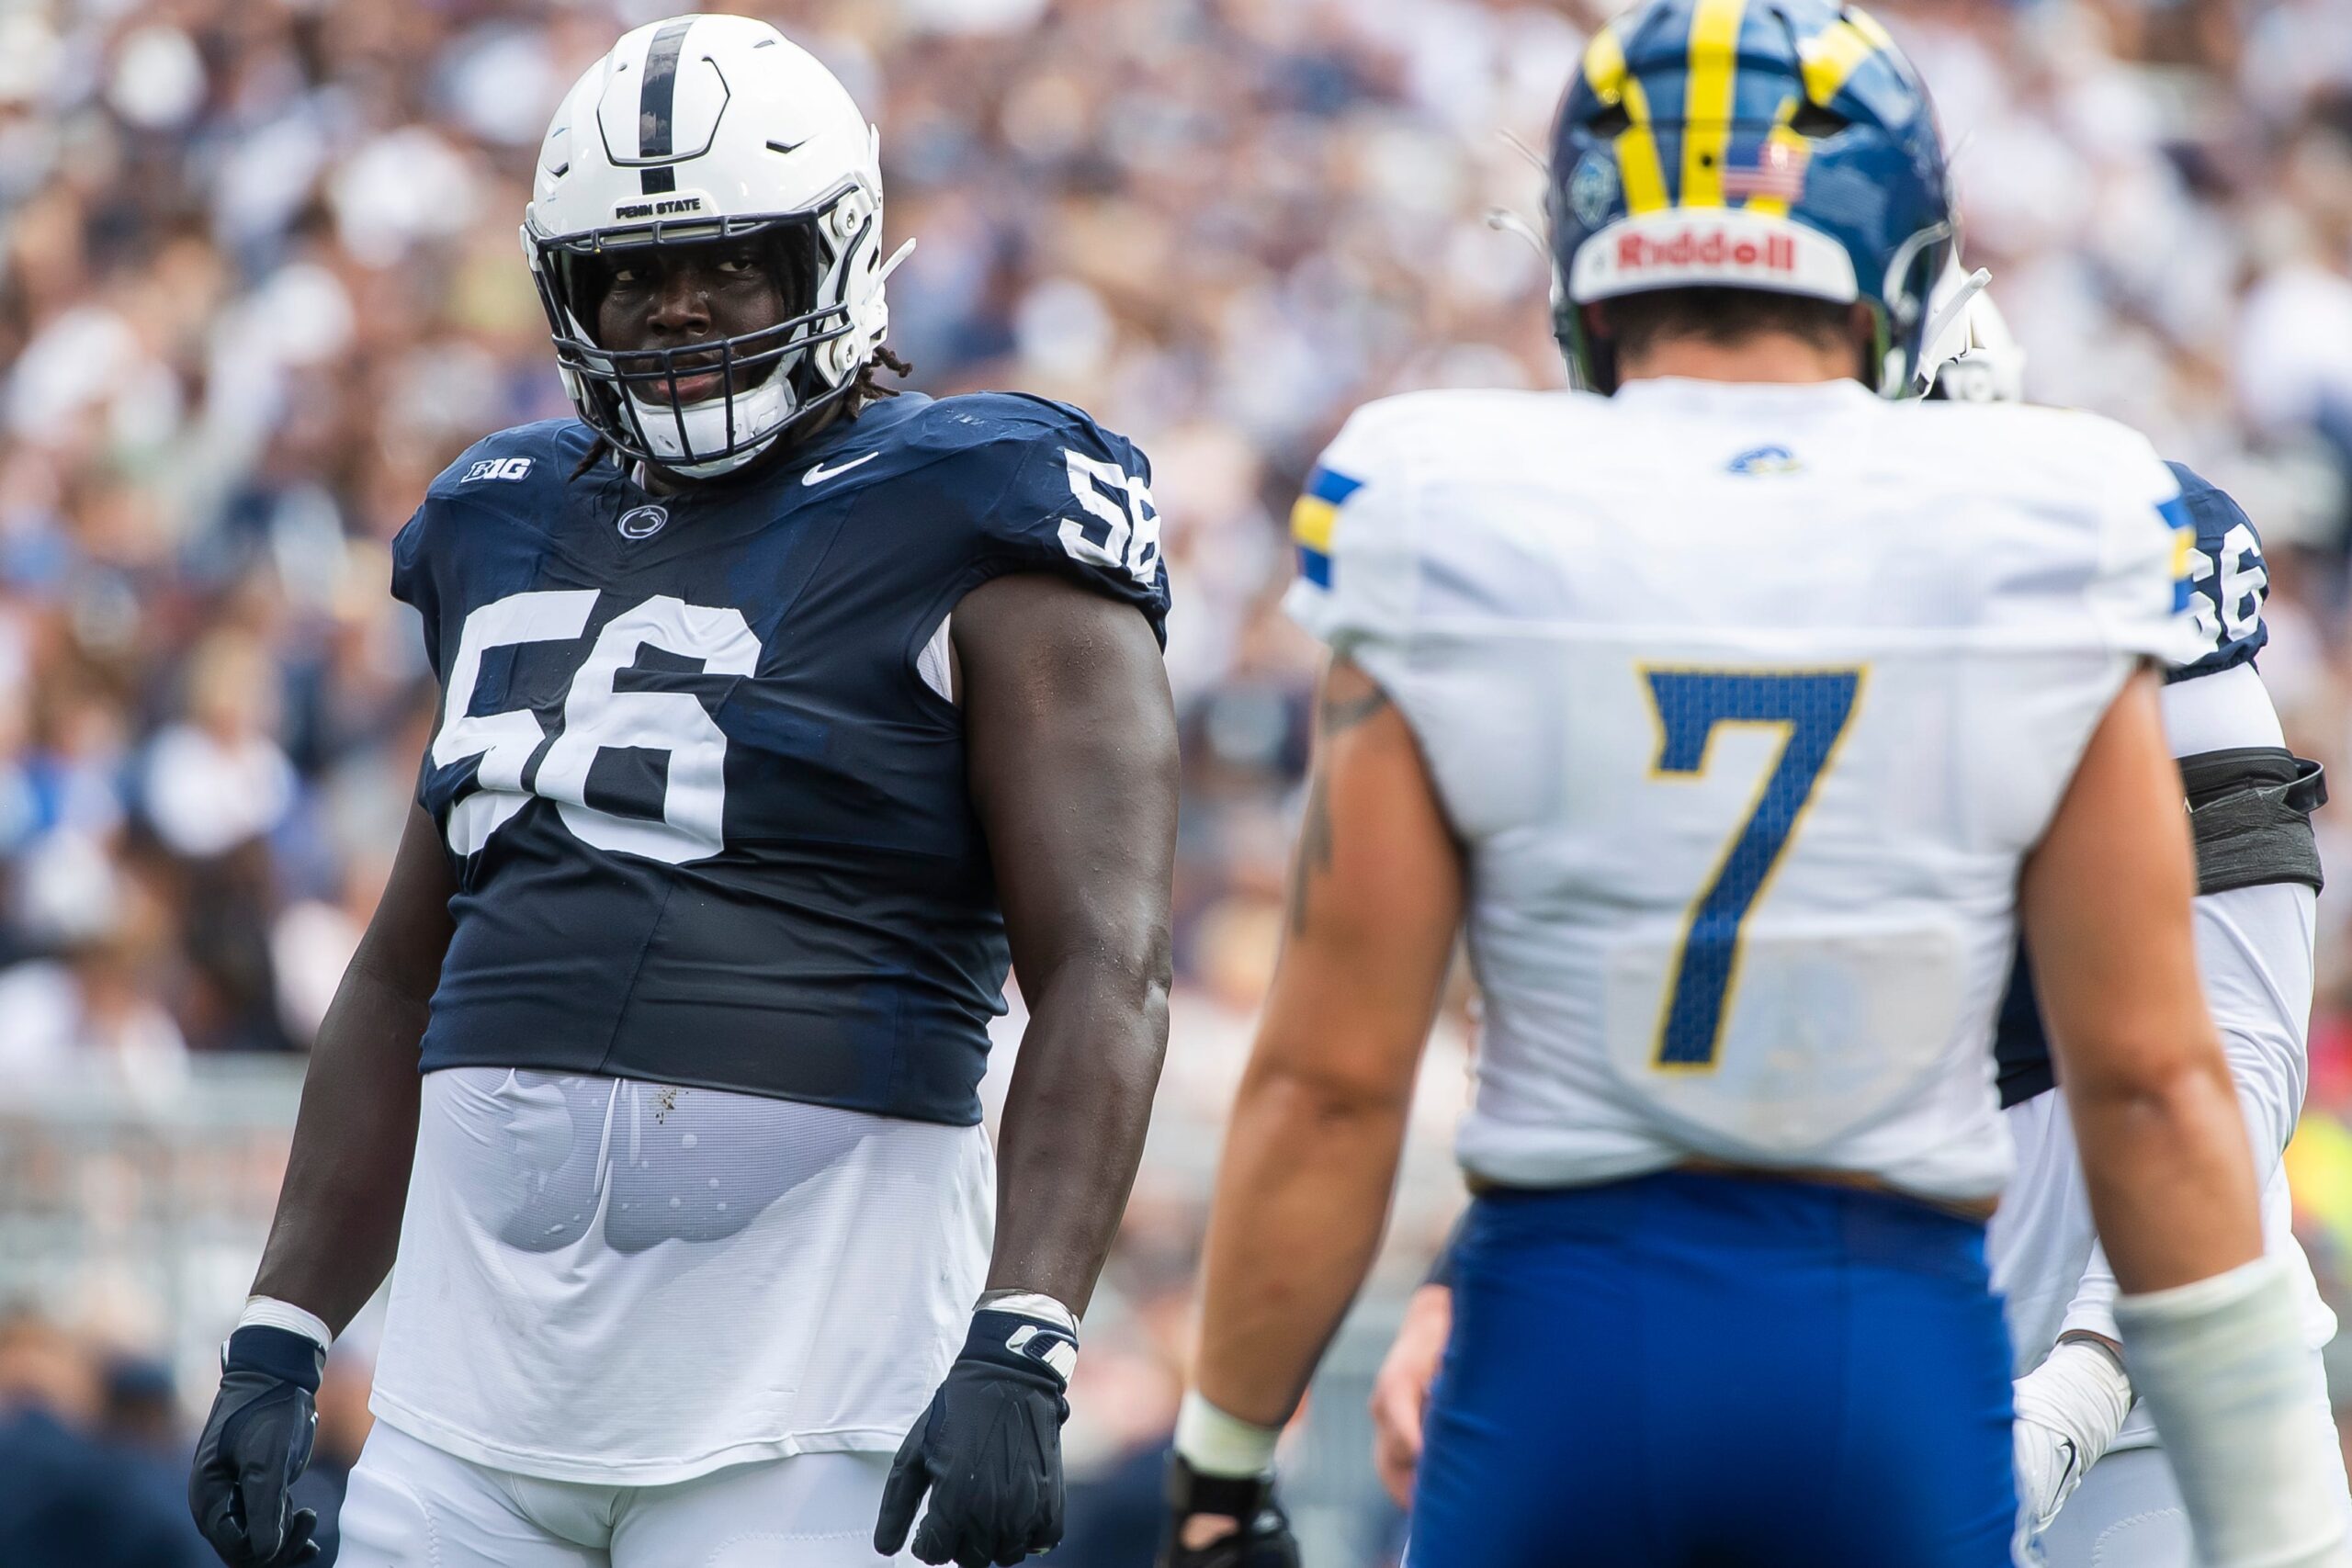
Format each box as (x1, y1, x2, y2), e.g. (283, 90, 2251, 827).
(190, 800, 453, 1564)
(249, 803, 455, 1325)
(1198, 659, 1460, 1424)
(872, 571, 1178, 1565)
(1162, 657, 1461, 1561)
(956, 570, 1179, 1312)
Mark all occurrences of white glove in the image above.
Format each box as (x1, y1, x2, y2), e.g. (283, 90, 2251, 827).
(2011, 1337, 2133, 1536)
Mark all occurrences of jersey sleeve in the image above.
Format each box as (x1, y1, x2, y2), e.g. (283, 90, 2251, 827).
(1282, 401, 1422, 671)
(973, 408, 1170, 645)
(390, 422, 582, 687)
(2165, 461, 2270, 682)
(389, 502, 445, 683)
(2085, 429, 2207, 670)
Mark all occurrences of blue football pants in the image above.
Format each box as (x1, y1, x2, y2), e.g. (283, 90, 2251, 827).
(1408, 1171, 2021, 1567)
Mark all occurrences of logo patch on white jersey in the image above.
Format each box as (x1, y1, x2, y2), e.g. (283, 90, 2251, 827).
(463, 457, 534, 483)
(1727, 445, 1803, 476)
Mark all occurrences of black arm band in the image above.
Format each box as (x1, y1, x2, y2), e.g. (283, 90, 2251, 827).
(2179, 747, 2325, 897)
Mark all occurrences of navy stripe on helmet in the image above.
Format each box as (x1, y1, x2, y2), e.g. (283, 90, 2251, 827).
(638, 19, 693, 160)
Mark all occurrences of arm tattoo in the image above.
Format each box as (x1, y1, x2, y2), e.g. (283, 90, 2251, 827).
(1285, 680, 1394, 935)
(1288, 770, 1332, 937)
(1319, 686, 1392, 736)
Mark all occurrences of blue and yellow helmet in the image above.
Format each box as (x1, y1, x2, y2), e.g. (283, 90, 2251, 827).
(1547, 1, 1953, 396)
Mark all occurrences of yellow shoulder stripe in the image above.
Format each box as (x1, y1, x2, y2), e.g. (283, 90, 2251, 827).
(1291, 495, 1339, 554)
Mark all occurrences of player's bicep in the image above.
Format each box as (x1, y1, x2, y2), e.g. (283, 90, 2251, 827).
(2019, 671, 2211, 1099)
(342, 804, 458, 1008)
(955, 572, 1178, 987)
(1251, 658, 1464, 1109)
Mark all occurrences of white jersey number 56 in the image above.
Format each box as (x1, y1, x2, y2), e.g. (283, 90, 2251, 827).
(430, 590, 759, 865)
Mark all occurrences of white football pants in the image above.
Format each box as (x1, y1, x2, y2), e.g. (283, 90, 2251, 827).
(337, 1421, 915, 1567)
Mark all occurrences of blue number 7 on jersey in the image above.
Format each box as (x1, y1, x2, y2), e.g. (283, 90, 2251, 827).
(1645, 669, 1865, 1069)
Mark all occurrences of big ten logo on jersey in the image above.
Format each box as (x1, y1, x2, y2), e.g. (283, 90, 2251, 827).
(2187, 520, 2266, 657)
(462, 456, 535, 483)
(1059, 449, 1160, 588)
(432, 591, 759, 866)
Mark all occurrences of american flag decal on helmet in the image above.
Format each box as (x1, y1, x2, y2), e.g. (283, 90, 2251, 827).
(1722, 139, 1809, 204)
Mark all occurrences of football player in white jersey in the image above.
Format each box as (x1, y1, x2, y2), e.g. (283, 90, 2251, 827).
(1156, 4, 2350, 1566)
(1358, 269, 2349, 1565)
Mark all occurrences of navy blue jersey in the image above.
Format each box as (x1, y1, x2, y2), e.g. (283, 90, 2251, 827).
(391, 392, 1168, 1123)
(2165, 460, 2268, 682)
(1994, 462, 2264, 1107)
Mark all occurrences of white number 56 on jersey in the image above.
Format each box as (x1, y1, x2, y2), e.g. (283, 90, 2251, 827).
(1059, 450, 1161, 588)
(432, 590, 759, 865)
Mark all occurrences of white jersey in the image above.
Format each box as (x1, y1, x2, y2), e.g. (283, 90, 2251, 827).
(368, 1067, 991, 1484)
(1286, 377, 2202, 1202)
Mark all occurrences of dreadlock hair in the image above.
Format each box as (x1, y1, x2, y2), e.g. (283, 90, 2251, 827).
(567, 344, 916, 481)
(571, 435, 611, 481)
(848, 344, 913, 412)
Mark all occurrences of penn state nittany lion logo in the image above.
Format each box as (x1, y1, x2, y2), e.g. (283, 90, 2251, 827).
(1569, 154, 1620, 229)
(617, 504, 669, 539)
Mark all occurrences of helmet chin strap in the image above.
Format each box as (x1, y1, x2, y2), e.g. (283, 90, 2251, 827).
(626, 368, 797, 479)
(618, 237, 912, 481)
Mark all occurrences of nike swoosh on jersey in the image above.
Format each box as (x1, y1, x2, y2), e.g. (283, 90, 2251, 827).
(803, 451, 879, 485)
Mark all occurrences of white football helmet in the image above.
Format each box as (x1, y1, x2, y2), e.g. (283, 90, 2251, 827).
(1920, 255, 2026, 404)
(524, 15, 907, 478)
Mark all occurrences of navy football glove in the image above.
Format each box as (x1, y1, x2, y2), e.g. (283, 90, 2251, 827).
(1157, 1455, 1301, 1568)
(876, 1306, 1077, 1567)
(188, 1325, 323, 1568)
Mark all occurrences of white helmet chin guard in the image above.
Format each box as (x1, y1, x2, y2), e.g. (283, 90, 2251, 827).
(523, 14, 910, 478)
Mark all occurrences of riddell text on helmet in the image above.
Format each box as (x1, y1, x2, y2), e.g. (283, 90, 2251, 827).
(1617, 228, 1798, 274)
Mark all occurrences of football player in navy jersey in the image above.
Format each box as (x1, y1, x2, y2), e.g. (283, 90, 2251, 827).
(188, 17, 1177, 1568)
(1932, 276, 2347, 1566)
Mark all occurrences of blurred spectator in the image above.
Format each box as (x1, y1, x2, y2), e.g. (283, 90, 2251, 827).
(0, 833, 188, 1098)
(141, 629, 296, 862)
(96, 1352, 201, 1552)
(0, 1312, 209, 1568)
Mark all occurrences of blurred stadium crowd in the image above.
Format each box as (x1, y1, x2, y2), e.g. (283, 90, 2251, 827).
(0, 0, 2350, 1562)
